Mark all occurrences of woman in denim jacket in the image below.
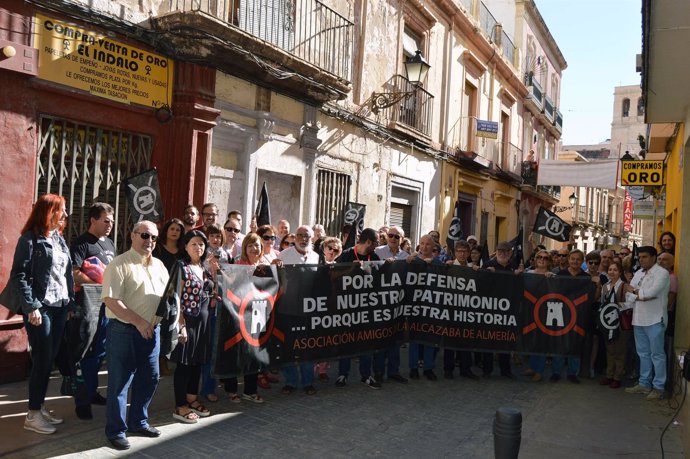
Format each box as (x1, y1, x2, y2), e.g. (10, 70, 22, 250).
(10, 194, 75, 434)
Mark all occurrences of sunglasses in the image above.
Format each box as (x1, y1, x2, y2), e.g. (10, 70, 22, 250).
(224, 227, 241, 233)
(535, 256, 550, 260)
(387, 234, 401, 240)
(588, 260, 600, 264)
(135, 232, 158, 241)
(325, 245, 339, 251)
(262, 235, 276, 241)
(557, 254, 568, 257)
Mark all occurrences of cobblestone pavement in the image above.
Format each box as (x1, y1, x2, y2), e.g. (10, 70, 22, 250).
(0, 356, 685, 459)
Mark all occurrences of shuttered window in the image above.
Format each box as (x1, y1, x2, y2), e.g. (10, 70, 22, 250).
(315, 169, 351, 237)
(390, 202, 412, 238)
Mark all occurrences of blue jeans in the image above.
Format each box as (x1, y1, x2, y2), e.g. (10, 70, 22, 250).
(77, 305, 109, 407)
(338, 355, 373, 379)
(282, 362, 314, 388)
(105, 321, 160, 440)
(409, 344, 435, 371)
(634, 322, 666, 390)
(551, 356, 580, 377)
(374, 346, 401, 376)
(24, 306, 67, 410)
(529, 355, 546, 374)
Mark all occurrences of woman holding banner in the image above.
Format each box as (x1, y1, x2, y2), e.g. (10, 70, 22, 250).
(315, 237, 343, 381)
(524, 249, 555, 382)
(223, 233, 266, 403)
(170, 231, 215, 423)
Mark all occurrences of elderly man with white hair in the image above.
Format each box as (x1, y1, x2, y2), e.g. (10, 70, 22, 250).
(278, 225, 319, 395)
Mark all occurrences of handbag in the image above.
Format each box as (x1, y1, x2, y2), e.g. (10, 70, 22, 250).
(619, 309, 633, 331)
(0, 233, 38, 315)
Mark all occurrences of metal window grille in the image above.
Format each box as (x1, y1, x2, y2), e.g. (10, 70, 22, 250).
(315, 169, 351, 237)
(389, 203, 412, 239)
(35, 115, 153, 253)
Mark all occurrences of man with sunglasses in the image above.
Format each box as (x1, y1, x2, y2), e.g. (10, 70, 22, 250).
(551, 247, 570, 274)
(375, 226, 408, 261)
(101, 221, 169, 450)
(69, 202, 117, 420)
(223, 219, 242, 261)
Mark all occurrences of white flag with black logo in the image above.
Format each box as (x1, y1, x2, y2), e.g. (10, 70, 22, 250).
(533, 206, 572, 242)
(446, 200, 463, 252)
(124, 168, 164, 224)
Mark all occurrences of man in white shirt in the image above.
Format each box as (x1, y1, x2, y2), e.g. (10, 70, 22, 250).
(277, 225, 318, 394)
(624, 246, 670, 400)
(375, 226, 408, 261)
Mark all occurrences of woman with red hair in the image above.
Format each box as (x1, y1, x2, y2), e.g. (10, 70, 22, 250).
(10, 194, 75, 434)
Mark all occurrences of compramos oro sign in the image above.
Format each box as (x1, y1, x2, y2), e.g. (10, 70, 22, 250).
(620, 160, 664, 186)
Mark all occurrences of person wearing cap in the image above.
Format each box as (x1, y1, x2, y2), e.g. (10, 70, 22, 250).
(479, 241, 518, 379)
(466, 235, 478, 250)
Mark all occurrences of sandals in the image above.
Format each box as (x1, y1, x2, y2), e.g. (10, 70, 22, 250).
(281, 385, 296, 395)
(258, 374, 271, 390)
(304, 385, 317, 396)
(318, 373, 329, 382)
(188, 400, 211, 417)
(173, 408, 199, 424)
(242, 393, 265, 404)
(228, 393, 241, 403)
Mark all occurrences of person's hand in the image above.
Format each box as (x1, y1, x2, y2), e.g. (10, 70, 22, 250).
(135, 318, 154, 340)
(624, 284, 634, 293)
(487, 267, 496, 272)
(591, 276, 601, 286)
(472, 265, 480, 271)
(271, 259, 283, 268)
(178, 325, 188, 344)
(27, 309, 42, 327)
(545, 271, 555, 278)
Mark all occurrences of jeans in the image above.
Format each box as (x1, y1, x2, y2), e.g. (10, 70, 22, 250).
(105, 320, 160, 440)
(374, 345, 401, 376)
(24, 306, 68, 410)
(551, 356, 580, 377)
(529, 356, 546, 375)
(282, 362, 314, 388)
(408, 344, 435, 371)
(77, 305, 109, 407)
(338, 355, 373, 379)
(634, 322, 666, 390)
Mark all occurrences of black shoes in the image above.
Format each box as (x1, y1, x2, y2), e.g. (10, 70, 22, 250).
(130, 426, 161, 437)
(501, 371, 515, 379)
(75, 404, 93, 420)
(550, 374, 561, 382)
(460, 370, 479, 380)
(409, 369, 420, 379)
(443, 370, 454, 379)
(388, 374, 409, 384)
(109, 437, 130, 450)
(423, 369, 437, 381)
(567, 375, 581, 384)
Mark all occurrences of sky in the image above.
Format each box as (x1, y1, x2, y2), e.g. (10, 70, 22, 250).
(535, 0, 642, 146)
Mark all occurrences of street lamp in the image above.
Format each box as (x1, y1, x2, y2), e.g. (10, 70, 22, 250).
(554, 192, 577, 213)
(371, 50, 431, 113)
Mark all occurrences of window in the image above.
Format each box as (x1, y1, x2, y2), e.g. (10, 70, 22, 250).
(390, 203, 412, 239)
(462, 82, 478, 151)
(315, 169, 351, 237)
(36, 115, 152, 253)
(637, 98, 645, 116)
(622, 98, 630, 117)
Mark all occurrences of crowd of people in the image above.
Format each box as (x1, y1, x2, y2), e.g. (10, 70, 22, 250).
(6, 194, 676, 450)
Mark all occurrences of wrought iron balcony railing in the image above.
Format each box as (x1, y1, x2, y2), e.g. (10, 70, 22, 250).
(526, 75, 544, 110)
(537, 185, 561, 201)
(554, 109, 563, 133)
(578, 205, 586, 222)
(377, 75, 434, 136)
(607, 221, 623, 235)
(544, 95, 554, 122)
(167, 0, 353, 81)
(521, 160, 538, 186)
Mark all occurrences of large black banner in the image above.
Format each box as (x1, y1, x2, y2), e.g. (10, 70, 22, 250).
(213, 262, 593, 378)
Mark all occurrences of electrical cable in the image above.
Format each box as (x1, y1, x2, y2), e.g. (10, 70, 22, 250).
(659, 367, 686, 458)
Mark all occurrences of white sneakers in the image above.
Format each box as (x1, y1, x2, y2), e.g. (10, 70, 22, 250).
(23, 406, 63, 434)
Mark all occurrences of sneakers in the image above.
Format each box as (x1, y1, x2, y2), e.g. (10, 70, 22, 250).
(24, 412, 56, 434)
(361, 376, 381, 389)
(335, 375, 347, 388)
(40, 406, 64, 425)
(646, 389, 663, 401)
(625, 384, 651, 395)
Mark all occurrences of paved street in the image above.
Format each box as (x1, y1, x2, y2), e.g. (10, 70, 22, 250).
(0, 355, 684, 459)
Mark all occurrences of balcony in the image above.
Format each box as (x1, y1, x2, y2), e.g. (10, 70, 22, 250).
(599, 212, 607, 227)
(479, 2, 498, 40)
(153, 0, 353, 103)
(607, 221, 623, 235)
(521, 160, 538, 186)
(501, 30, 516, 67)
(499, 142, 522, 174)
(578, 205, 586, 222)
(525, 75, 544, 111)
(377, 75, 434, 137)
(537, 185, 561, 201)
(543, 95, 555, 123)
(554, 109, 563, 133)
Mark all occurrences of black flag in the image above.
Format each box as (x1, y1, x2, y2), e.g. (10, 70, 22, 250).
(631, 242, 641, 273)
(124, 168, 163, 223)
(533, 206, 572, 242)
(342, 202, 365, 250)
(479, 240, 490, 268)
(446, 200, 463, 253)
(255, 182, 271, 227)
(509, 227, 524, 268)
